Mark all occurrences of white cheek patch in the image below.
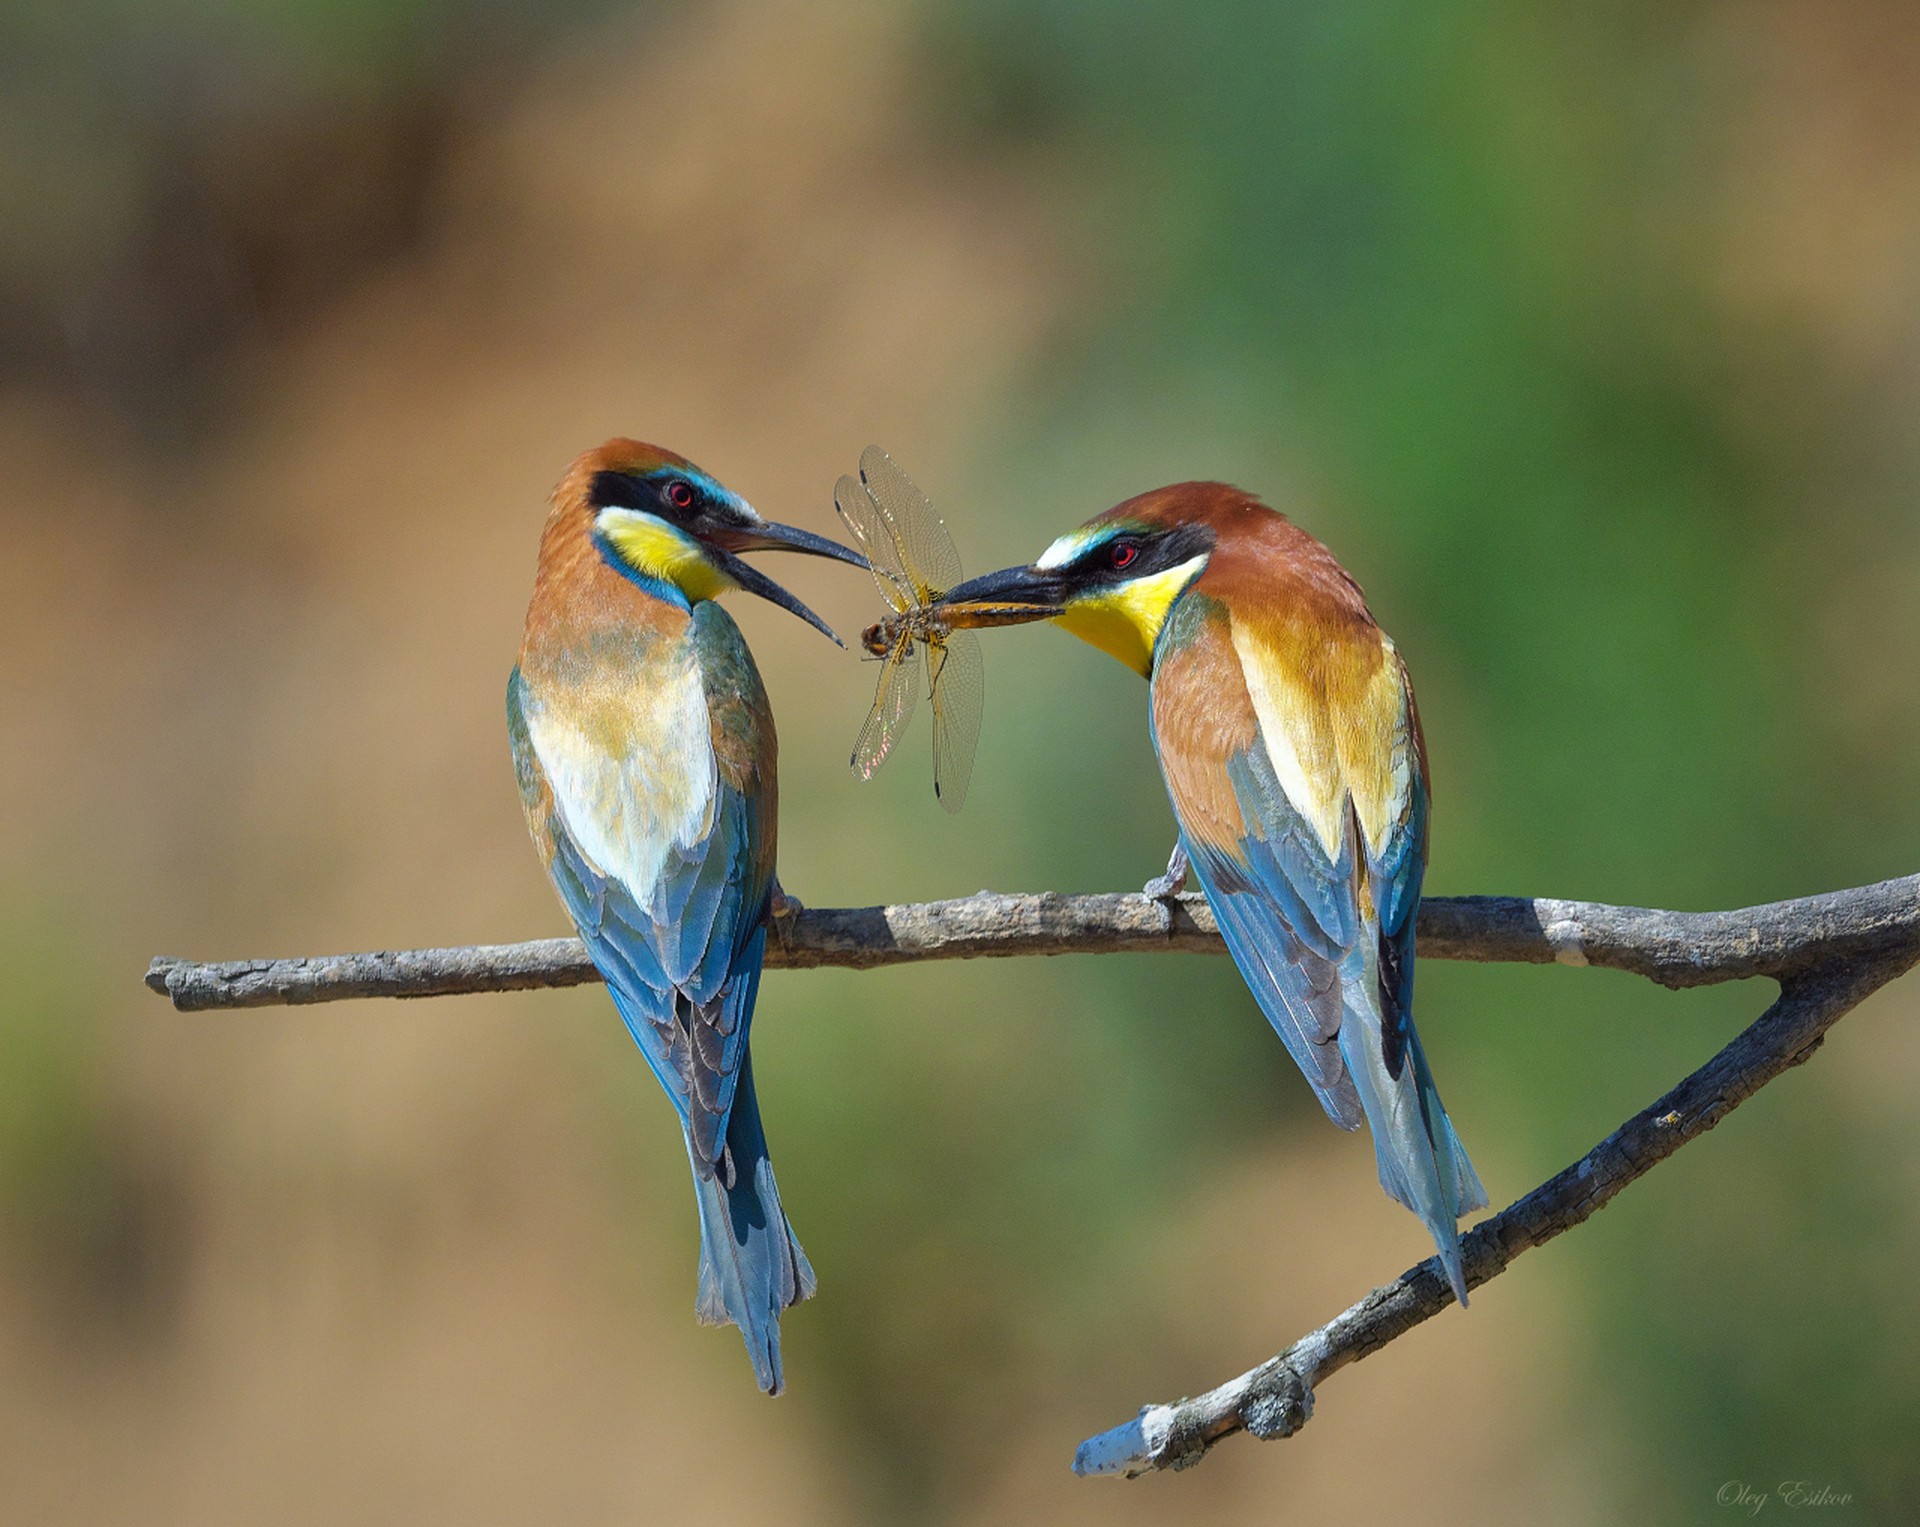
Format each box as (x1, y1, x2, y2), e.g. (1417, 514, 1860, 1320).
(595, 505, 677, 540)
(1036, 529, 1100, 571)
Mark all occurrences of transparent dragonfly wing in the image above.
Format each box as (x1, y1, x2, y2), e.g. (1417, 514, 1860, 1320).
(841, 446, 985, 810)
(851, 633, 923, 781)
(928, 626, 984, 814)
(857, 445, 964, 601)
(834, 471, 913, 616)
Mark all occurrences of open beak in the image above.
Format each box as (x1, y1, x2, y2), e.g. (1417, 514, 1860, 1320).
(704, 519, 866, 647)
(711, 519, 870, 569)
(931, 564, 1069, 629)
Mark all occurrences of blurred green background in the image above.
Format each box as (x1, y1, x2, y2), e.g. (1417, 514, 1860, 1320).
(3, 0, 1917, 1521)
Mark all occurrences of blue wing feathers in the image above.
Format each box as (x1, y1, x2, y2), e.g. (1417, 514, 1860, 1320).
(1165, 721, 1364, 1126)
(1189, 839, 1363, 1128)
(691, 1050, 817, 1393)
(1345, 771, 1486, 1301)
(1149, 665, 1483, 1303)
(1373, 781, 1425, 941)
(509, 648, 811, 1393)
(1222, 747, 1357, 958)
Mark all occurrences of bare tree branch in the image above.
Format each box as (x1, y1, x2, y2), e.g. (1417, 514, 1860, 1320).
(140, 872, 1920, 1477)
(145, 874, 1919, 1010)
(1073, 943, 1919, 1476)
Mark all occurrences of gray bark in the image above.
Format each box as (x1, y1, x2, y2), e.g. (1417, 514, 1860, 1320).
(146, 874, 1919, 1010)
(140, 871, 1920, 1475)
(1074, 947, 1918, 1475)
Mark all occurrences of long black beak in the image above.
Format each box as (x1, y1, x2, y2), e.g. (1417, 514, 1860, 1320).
(931, 564, 1069, 628)
(704, 518, 866, 647)
(706, 542, 848, 646)
(715, 519, 870, 569)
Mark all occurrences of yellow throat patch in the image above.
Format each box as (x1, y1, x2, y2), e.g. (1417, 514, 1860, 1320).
(1055, 554, 1209, 676)
(595, 508, 731, 602)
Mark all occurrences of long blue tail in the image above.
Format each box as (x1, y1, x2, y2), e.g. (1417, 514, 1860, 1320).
(687, 1051, 816, 1394)
(1338, 941, 1486, 1304)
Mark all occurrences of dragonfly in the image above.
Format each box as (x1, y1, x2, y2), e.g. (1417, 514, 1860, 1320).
(833, 446, 984, 813)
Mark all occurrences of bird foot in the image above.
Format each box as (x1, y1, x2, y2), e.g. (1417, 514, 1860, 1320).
(769, 880, 803, 918)
(1142, 843, 1190, 901)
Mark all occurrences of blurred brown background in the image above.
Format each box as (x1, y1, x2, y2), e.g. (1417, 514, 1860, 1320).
(3, 0, 1918, 1521)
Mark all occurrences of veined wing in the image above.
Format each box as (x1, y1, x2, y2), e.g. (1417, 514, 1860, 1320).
(840, 446, 982, 811)
(928, 626, 982, 814)
(835, 472, 914, 617)
(857, 445, 963, 603)
(851, 629, 923, 780)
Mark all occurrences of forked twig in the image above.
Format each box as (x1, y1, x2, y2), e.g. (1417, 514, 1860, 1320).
(143, 873, 1920, 1473)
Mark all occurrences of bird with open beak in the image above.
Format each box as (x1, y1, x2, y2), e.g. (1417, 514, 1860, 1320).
(931, 481, 1487, 1302)
(508, 440, 866, 1391)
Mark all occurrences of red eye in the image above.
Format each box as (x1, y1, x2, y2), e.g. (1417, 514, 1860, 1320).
(666, 480, 696, 511)
(1112, 541, 1140, 569)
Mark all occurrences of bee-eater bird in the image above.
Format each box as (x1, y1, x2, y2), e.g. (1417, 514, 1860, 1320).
(508, 440, 866, 1391)
(933, 483, 1487, 1301)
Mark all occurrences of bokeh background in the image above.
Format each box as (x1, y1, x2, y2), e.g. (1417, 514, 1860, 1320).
(4, 1, 1919, 1521)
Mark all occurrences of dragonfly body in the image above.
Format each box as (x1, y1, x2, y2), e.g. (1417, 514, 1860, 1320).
(861, 612, 933, 659)
(835, 447, 984, 812)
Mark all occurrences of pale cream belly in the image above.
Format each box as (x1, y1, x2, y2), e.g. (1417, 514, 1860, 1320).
(521, 639, 718, 907)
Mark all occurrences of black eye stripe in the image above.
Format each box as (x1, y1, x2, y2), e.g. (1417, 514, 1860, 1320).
(587, 470, 707, 520)
(1075, 524, 1213, 583)
(586, 469, 640, 510)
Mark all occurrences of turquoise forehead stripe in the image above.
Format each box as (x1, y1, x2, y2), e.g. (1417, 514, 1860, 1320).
(1036, 519, 1148, 569)
(624, 462, 753, 520)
